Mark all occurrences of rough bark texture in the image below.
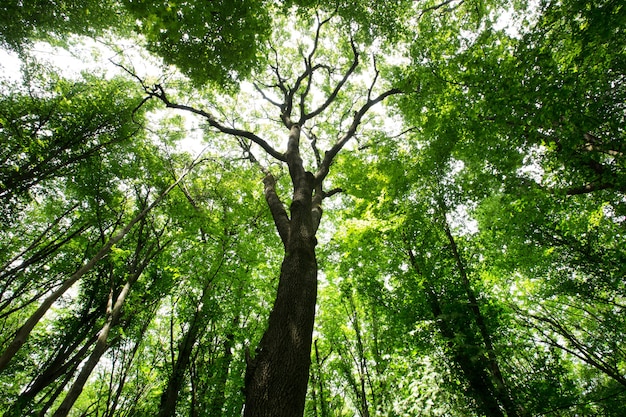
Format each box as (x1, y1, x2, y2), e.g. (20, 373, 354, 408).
(244, 125, 319, 417)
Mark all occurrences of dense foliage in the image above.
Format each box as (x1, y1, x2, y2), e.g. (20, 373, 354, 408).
(0, 0, 624, 416)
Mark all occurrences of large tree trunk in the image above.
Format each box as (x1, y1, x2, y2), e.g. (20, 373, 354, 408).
(148, 57, 399, 417)
(244, 124, 320, 417)
(243, 238, 318, 417)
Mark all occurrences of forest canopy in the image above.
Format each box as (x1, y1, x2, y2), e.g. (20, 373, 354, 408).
(0, 0, 625, 416)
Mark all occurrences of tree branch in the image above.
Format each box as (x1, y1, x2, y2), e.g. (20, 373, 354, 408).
(300, 38, 360, 125)
(316, 87, 402, 182)
(148, 84, 286, 163)
(565, 182, 616, 195)
(419, 0, 465, 19)
(262, 173, 290, 247)
(253, 82, 284, 110)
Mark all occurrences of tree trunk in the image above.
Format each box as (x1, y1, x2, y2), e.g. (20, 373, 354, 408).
(206, 331, 235, 415)
(52, 267, 141, 416)
(7, 332, 98, 416)
(148, 64, 399, 417)
(51, 219, 164, 417)
(243, 244, 317, 417)
(406, 246, 506, 417)
(157, 253, 225, 417)
(157, 298, 207, 417)
(244, 124, 319, 417)
(439, 211, 523, 417)
(105, 305, 157, 417)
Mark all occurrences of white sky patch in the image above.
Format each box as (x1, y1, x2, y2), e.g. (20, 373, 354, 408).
(447, 203, 479, 235)
(517, 144, 546, 184)
(1, 36, 210, 159)
(1, 36, 169, 83)
(0, 49, 22, 81)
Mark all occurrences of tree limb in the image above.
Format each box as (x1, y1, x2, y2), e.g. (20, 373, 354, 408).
(300, 38, 360, 125)
(317, 87, 403, 182)
(148, 85, 286, 163)
(262, 173, 290, 248)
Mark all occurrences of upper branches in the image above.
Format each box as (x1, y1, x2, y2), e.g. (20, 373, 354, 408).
(316, 86, 402, 182)
(252, 13, 403, 181)
(124, 11, 404, 202)
(254, 12, 361, 129)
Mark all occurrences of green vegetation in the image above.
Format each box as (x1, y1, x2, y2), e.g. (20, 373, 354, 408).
(0, 0, 624, 416)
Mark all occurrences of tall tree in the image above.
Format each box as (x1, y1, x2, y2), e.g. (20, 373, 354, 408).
(136, 13, 402, 415)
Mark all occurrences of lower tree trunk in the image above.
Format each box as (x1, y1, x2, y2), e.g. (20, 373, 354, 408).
(244, 166, 318, 417)
(244, 244, 318, 417)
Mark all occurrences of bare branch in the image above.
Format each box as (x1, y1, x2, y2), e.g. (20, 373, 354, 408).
(419, 0, 465, 19)
(300, 39, 360, 125)
(358, 126, 420, 150)
(564, 182, 617, 196)
(268, 42, 289, 97)
(254, 83, 283, 110)
(298, 12, 334, 121)
(148, 85, 286, 163)
(237, 138, 270, 176)
(323, 188, 343, 198)
(316, 87, 403, 182)
(303, 128, 322, 168)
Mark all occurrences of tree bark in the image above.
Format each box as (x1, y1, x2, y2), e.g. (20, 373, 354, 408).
(243, 238, 317, 417)
(143, 51, 400, 416)
(244, 124, 319, 417)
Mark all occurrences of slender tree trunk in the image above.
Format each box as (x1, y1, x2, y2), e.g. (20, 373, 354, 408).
(157, 252, 225, 417)
(157, 300, 207, 417)
(406, 246, 506, 417)
(105, 306, 157, 417)
(0, 164, 195, 373)
(51, 250, 151, 417)
(440, 213, 523, 417)
(38, 359, 83, 417)
(7, 333, 98, 416)
(207, 331, 235, 415)
(313, 339, 329, 417)
(8, 296, 105, 414)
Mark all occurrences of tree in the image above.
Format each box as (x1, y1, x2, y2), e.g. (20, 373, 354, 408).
(135, 11, 402, 415)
